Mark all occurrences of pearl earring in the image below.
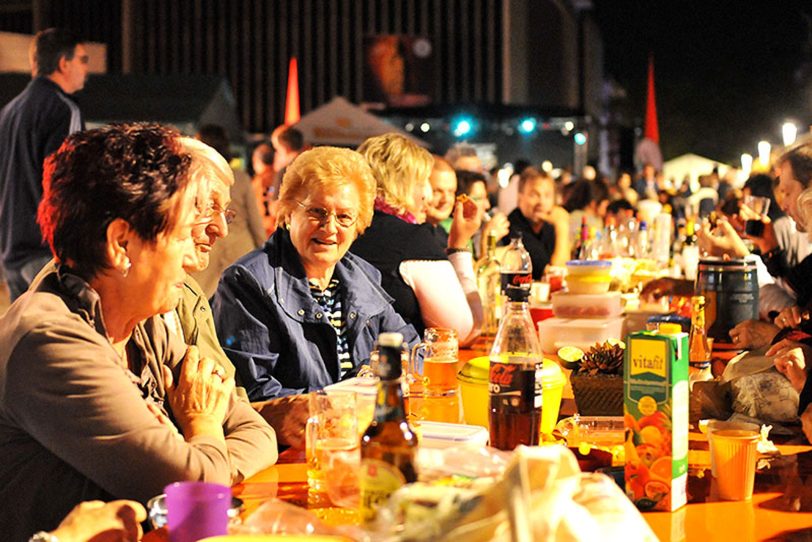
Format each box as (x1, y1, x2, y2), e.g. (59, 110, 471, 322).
(121, 259, 131, 277)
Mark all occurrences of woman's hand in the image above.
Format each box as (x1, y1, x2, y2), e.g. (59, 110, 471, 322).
(447, 198, 482, 249)
(252, 394, 310, 449)
(766, 339, 810, 393)
(729, 319, 780, 350)
(164, 346, 234, 441)
(51, 500, 146, 542)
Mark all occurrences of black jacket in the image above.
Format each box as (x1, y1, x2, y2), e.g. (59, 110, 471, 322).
(0, 77, 83, 271)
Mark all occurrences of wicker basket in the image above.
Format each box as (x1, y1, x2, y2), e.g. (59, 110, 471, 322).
(570, 373, 623, 416)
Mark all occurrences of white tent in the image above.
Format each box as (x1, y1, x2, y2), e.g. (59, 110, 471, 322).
(293, 96, 428, 148)
(662, 153, 733, 191)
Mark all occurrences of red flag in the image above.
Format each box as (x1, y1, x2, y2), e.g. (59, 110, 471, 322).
(644, 53, 659, 144)
(284, 57, 301, 125)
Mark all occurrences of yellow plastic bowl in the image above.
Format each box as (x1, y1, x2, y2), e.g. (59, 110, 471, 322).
(566, 275, 612, 294)
(457, 356, 566, 434)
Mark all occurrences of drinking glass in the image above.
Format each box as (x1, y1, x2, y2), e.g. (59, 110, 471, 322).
(409, 327, 460, 424)
(743, 195, 770, 237)
(305, 390, 360, 501)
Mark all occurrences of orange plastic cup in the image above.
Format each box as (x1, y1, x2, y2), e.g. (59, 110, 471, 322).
(710, 429, 760, 500)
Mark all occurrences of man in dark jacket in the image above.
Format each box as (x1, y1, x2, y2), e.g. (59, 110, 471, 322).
(0, 28, 88, 300)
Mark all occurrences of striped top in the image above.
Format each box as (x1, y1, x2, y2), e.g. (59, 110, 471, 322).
(309, 278, 352, 378)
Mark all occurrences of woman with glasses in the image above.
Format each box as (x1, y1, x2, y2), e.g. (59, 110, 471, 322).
(211, 146, 418, 444)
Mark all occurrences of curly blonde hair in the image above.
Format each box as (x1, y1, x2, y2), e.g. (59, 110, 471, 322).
(358, 133, 433, 215)
(277, 146, 377, 235)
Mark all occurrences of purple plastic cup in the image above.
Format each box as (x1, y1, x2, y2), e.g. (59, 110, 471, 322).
(165, 481, 230, 542)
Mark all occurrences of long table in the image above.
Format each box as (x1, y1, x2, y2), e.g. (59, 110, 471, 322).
(145, 340, 812, 541)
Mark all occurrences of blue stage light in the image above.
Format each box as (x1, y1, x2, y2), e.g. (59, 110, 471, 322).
(451, 116, 475, 138)
(518, 117, 537, 135)
(574, 132, 587, 145)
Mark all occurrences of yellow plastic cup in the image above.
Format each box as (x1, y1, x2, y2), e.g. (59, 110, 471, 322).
(457, 356, 565, 434)
(710, 429, 760, 501)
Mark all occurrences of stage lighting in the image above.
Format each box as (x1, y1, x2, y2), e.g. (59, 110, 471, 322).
(451, 116, 475, 138)
(518, 117, 537, 135)
(574, 132, 587, 145)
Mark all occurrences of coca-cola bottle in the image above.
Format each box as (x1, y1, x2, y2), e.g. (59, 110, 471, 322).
(500, 234, 532, 296)
(488, 255, 542, 450)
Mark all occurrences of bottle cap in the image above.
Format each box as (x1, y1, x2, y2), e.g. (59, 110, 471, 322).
(377, 332, 404, 348)
(375, 333, 404, 379)
(658, 323, 682, 335)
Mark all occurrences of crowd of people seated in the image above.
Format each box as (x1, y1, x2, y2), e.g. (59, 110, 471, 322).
(5, 77, 812, 540)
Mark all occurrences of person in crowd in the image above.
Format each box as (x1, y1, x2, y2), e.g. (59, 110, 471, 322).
(613, 171, 639, 206)
(605, 198, 636, 224)
(425, 155, 458, 247)
(687, 174, 719, 218)
(562, 178, 609, 243)
(212, 146, 418, 408)
(271, 124, 305, 196)
(445, 142, 485, 174)
(497, 158, 532, 215)
(191, 125, 265, 297)
(506, 167, 570, 279)
(0, 28, 88, 301)
(30, 500, 146, 542)
(0, 123, 277, 541)
(456, 168, 510, 259)
(633, 163, 658, 200)
(352, 133, 483, 343)
(250, 139, 278, 235)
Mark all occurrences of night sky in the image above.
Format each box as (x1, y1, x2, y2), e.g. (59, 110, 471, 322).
(593, 0, 812, 165)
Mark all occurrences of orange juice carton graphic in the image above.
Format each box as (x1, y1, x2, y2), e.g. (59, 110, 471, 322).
(623, 330, 689, 511)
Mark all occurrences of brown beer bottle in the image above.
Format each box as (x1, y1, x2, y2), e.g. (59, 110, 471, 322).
(688, 295, 713, 386)
(360, 332, 418, 522)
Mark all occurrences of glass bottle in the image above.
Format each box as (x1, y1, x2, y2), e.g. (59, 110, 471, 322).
(500, 234, 532, 296)
(488, 283, 543, 451)
(476, 231, 502, 336)
(682, 219, 700, 281)
(571, 215, 589, 260)
(688, 295, 713, 387)
(360, 332, 418, 522)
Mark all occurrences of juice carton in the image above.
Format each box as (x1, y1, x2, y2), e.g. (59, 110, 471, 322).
(623, 329, 689, 511)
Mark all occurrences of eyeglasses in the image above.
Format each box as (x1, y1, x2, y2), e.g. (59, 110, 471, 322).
(297, 201, 357, 228)
(203, 202, 236, 225)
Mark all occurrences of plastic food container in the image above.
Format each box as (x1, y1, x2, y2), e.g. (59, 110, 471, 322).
(551, 291, 623, 319)
(457, 356, 566, 434)
(566, 259, 612, 276)
(566, 260, 613, 294)
(537, 316, 625, 354)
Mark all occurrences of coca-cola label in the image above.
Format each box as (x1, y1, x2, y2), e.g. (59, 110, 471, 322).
(500, 272, 532, 294)
(489, 358, 542, 411)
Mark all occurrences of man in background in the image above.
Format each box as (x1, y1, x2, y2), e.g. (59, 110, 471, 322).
(270, 125, 305, 197)
(0, 28, 88, 300)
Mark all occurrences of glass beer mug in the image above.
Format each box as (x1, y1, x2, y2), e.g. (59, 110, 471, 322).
(408, 328, 460, 424)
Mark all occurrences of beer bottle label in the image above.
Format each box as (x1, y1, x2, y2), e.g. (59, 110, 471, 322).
(359, 458, 407, 522)
(489, 359, 543, 411)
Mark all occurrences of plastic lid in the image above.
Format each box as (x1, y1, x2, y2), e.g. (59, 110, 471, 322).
(457, 356, 565, 388)
(658, 323, 682, 335)
(566, 259, 611, 268)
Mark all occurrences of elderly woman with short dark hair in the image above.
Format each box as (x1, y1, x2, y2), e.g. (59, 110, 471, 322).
(0, 123, 276, 541)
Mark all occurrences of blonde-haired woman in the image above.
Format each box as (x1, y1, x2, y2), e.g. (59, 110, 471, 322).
(352, 133, 483, 345)
(212, 146, 418, 406)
